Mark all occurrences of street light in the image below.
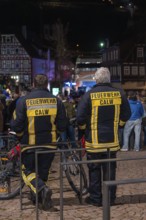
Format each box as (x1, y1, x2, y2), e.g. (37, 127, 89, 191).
(99, 42, 105, 48)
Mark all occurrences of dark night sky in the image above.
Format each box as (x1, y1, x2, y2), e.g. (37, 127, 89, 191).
(0, 1, 132, 51)
(43, 5, 130, 51)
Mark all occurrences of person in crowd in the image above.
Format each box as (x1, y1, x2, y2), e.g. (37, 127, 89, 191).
(58, 94, 78, 150)
(77, 67, 131, 206)
(10, 74, 67, 210)
(0, 89, 7, 132)
(139, 90, 146, 147)
(0, 99, 4, 148)
(7, 92, 20, 123)
(121, 90, 144, 152)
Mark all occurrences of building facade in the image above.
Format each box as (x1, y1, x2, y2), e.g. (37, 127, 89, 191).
(75, 53, 102, 91)
(0, 34, 32, 86)
(0, 33, 55, 90)
(101, 35, 146, 91)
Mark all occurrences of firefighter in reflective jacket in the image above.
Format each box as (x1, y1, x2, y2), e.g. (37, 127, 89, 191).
(10, 74, 67, 210)
(77, 67, 131, 206)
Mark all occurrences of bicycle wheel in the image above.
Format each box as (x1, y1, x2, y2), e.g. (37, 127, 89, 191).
(0, 154, 24, 200)
(64, 153, 88, 196)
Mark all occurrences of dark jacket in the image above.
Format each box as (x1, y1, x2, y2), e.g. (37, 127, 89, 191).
(10, 88, 67, 148)
(77, 83, 131, 152)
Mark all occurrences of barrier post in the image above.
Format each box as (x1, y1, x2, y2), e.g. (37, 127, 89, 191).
(20, 149, 23, 210)
(35, 151, 39, 220)
(103, 182, 110, 220)
(60, 151, 64, 220)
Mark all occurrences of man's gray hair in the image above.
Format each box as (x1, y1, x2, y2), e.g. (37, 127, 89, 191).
(95, 67, 111, 83)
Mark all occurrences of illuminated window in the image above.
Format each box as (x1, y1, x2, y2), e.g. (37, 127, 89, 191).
(113, 50, 116, 60)
(11, 61, 15, 68)
(115, 50, 118, 60)
(1, 48, 7, 54)
(111, 51, 113, 60)
(137, 47, 144, 57)
(117, 66, 121, 77)
(5, 60, 11, 68)
(131, 66, 138, 76)
(108, 52, 110, 61)
(23, 60, 30, 68)
(139, 66, 145, 76)
(2, 61, 6, 68)
(124, 66, 130, 76)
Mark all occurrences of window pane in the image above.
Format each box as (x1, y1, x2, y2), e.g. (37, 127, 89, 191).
(124, 66, 130, 75)
(137, 47, 144, 57)
(132, 66, 138, 76)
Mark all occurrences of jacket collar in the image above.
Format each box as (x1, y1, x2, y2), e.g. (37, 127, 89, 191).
(93, 83, 112, 87)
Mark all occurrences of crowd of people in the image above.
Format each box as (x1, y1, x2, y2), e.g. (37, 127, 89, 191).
(120, 90, 146, 151)
(0, 68, 146, 210)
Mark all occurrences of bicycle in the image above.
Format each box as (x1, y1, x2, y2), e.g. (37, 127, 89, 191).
(0, 132, 88, 200)
(58, 136, 88, 197)
(0, 132, 23, 199)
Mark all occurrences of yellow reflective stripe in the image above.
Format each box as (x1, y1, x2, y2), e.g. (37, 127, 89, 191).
(91, 98, 121, 106)
(86, 146, 120, 152)
(79, 124, 86, 130)
(21, 145, 57, 153)
(85, 141, 119, 148)
(27, 108, 57, 117)
(22, 169, 36, 193)
(91, 105, 98, 144)
(114, 105, 120, 144)
(16, 132, 24, 137)
(85, 141, 120, 152)
(27, 105, 57, 110)
(0, 157, 8, 161)
(13, 110, 16, 120)
(91, 106, 94, 144)
(50, 115, 56, 142)
(119, 120, 125, 126)
(27, 173, 36, 182)
(26, 98, 57, 106)
(94, 106, 98, 143)
(28, 116, 35, 145)
(90, 91, 121, 99)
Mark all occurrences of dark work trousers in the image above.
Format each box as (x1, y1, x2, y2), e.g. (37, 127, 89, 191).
(22, 150, 55, 195)
(87, 151, 117, 203)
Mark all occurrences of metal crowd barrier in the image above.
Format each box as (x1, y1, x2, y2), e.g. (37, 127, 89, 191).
(0, 134, 14, 150)
(19, 144, 113, 220)
(19, 145, 146, 220)
(34, 145, 115, 220)
(103, 178, 146, 220)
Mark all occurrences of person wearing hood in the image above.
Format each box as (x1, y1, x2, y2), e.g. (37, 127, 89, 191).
(121, 90, 144, 152)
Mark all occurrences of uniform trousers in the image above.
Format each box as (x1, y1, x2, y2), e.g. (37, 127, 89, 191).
(87, 151, 117, 203)
(22, 149, 55, 195)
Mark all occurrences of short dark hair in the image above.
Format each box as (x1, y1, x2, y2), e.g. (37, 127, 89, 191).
(128, 90, 137, 101)
(34, 74, 48, 89)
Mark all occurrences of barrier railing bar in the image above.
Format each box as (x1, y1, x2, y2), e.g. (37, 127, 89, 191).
(35, 151, 39, 220)
(79, 149, 83, 204)
(21, 145, 146, 220)
(60, 153, 64, 220)
(103, 178, 146, 220)
(20, 150, 22, 210)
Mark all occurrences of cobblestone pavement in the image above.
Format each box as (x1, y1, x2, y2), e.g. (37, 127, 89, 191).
(1, 150, 146, 220)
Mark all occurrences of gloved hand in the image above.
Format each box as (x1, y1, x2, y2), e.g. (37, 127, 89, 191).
(8, 145, 21, 160)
